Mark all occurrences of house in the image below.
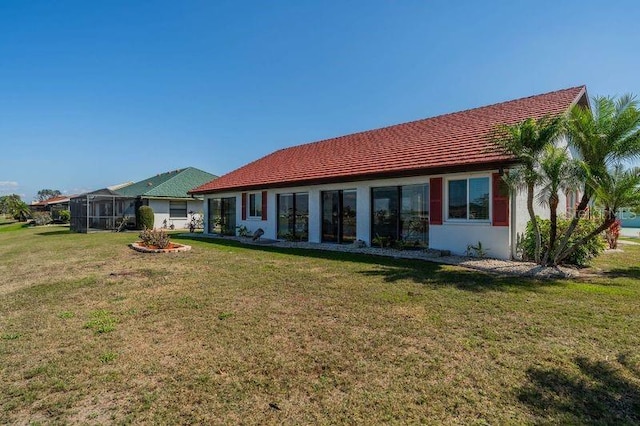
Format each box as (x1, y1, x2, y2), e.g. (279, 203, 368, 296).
(190, 86, 588, 259)
(30, 195, 77, 222)
(70, 167, 217, 232)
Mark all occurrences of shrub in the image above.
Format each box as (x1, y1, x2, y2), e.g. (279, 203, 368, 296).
(236, 225, 250, 237)
(137, 206, 154, 230)
(521, 217, 606, 266)
(32, 211, 52, 226)
(58, 210, 71, 223)
(138, 228, 171, 249)
(605, 219, 621, 249)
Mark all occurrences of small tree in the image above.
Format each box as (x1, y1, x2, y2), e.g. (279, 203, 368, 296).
(553, 95, 640, 265)
(137, 206, 154, 230)
(0, 194, 31, 221)
(494, 116, 565, 263)
(536, 145, 581, 264)
(555, 165, 640, 263)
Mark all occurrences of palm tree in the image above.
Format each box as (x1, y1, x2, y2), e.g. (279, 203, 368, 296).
(494, 116, 565, 262)
(555, 165, 640, 262)
(553, 95, 640, 264)
(536, 145, 581, 264)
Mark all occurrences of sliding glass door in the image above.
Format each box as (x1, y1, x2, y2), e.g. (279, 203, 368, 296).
(277, 193, 309, 241)
(371, 184, 429, 247)
(322, 190, 357, 243)
(208, 197, 236, 235)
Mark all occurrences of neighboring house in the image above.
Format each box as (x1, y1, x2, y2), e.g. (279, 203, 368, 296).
(30, 195, 76, 221)
(190, 86, 589, 259)
(70, 167, 217, 232)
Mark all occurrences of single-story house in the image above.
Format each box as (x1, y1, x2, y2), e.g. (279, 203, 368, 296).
(70, 167, 217, 232)
(190, 86, 588, 259)
(30, 195, 76, 221)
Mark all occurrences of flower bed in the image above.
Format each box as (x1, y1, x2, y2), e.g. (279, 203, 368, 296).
(129, 241, 191, 253)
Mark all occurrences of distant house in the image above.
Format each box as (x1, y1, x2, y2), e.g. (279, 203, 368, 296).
(30, 195, 76, 221)
(190, 86, 588, 259)
(70, 167, 217, 232)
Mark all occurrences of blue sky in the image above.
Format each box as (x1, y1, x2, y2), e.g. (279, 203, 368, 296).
(1, 1, 639, 201)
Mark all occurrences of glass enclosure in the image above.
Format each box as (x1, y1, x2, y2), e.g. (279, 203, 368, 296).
(70, 192, 136, 232)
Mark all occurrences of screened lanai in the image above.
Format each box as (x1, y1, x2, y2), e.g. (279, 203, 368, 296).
(70, 189, 138, 233)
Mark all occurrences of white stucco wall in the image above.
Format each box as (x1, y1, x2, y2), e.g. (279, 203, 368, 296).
(146, 198, 204, 229)
(203, 170, 521, 259)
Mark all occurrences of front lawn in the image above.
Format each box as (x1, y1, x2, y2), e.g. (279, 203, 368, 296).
(1, 227, 639, 424)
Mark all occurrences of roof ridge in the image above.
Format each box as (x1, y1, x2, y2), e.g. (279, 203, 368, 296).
(271, 85, 586, 153)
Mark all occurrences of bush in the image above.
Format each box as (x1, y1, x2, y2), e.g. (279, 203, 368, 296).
(58, 210, 71, 223)
(137, 206, 154, 230)
(605, 219, 621, 249)
(138, 228, 171, 249)
(32, 211, 52, 226)
(521, 217, 606, 267)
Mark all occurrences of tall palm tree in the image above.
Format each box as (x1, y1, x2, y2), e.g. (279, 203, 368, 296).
(536, 145, 581, 264)
(553, 95, 640, 264)
(494, 116, 565, 262)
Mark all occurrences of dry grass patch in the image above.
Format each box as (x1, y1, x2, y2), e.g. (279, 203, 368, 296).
(0, 226, 639, 424)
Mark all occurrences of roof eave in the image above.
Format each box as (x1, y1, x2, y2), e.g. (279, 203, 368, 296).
(191, 159, 519, 194)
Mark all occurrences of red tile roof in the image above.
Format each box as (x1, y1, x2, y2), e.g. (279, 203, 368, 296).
(191, 86, 587, 194)
(30, 195, 74, 207)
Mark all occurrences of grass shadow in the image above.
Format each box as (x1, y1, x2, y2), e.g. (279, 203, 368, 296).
(34, 229, 73, 236)
(518, 356, 640, 424)
(174, 235, 554, 293)
(604, 267, 640, 280)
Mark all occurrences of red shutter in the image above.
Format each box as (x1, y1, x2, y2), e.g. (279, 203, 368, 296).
(241, 192, 247, 220)
(492, 173, 509, 226)
(261, 191, 268, 221)
(429, 177, 443, 225)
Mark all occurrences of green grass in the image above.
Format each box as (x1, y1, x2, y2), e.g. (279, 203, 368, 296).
(0, 221, 29, 233)
(0, 226, 639, 424)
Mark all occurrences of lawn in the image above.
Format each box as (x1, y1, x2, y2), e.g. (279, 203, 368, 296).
(1, 226, 639, 424)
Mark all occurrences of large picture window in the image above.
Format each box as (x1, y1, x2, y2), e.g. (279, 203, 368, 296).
(277, 193, 308, 241)
(248, 193, 262, 218)
(169, 201, 187, 219)
(447, 177, 489, 221)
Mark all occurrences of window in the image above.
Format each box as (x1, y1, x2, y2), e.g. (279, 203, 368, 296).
(248, 193, 262, 218)
(170, 201, 187, 219)
(447, 177, 489, 221)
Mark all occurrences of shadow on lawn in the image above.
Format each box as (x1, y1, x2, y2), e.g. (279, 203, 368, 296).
(604, 266, 640, 280)
(518, 356, 640, 424)
(34, 229, 73, 236)
(175, 236, 552, 293)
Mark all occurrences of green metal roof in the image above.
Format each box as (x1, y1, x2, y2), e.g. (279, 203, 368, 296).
(116, 167, 218, 199)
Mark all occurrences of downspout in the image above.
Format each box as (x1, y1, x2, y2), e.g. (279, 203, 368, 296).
(510, 190, 518, 260)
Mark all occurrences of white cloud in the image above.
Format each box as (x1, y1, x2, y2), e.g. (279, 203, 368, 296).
(0, 181, 20, 196)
